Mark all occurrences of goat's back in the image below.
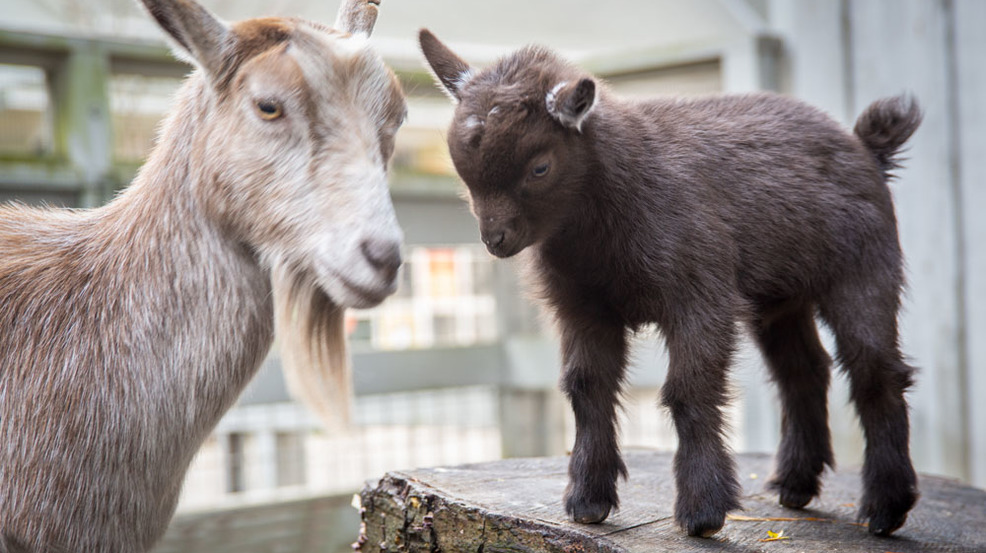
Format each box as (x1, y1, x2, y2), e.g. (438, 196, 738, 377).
(520, 91, 910, 329)
(581, 92, 906, 307)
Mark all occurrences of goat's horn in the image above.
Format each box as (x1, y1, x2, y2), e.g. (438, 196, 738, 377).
(334, 0, 380, 36)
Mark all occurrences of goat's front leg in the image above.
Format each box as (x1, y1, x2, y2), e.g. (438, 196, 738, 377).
(559, 311, 629, 524)
(661, 309, 741, 537)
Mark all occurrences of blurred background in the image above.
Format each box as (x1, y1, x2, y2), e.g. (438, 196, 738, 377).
(0, 0, 983, 551)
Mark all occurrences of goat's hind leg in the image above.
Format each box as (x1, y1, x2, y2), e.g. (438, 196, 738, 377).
(754, 303, 834, 509)
(820, 281, 917, 536)
(559, 313, 629, 525)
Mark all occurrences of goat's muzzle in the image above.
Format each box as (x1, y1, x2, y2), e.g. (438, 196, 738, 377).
(360, 237, 402, 283)
(481, 227, 523, 258)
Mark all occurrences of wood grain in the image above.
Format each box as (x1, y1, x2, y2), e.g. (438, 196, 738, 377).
(359, 450, 986, 552)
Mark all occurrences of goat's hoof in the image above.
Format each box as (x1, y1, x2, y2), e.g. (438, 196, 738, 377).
(682, 514, 725, 538)
(564, 481, 618, 524)
(778, 491, 812, 509)
(767, 472, 821, 510)
(569, 501, 611, 524)
(675, 481, 739, 538)
(773, 482, 815, 509)
(866, 512, 908, 537)
(860, 471, 918, 536)
(860, 494, 915, 537)
(676, 495, 733, 538)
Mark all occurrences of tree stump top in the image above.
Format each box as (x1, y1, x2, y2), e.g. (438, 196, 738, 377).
(358, 450, 986, 552)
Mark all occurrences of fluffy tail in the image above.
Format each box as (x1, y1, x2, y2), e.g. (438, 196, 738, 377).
(853, 95, 922, 180)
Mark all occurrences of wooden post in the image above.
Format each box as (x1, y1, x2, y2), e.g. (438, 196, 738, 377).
(359, 450, 986, 552)
(48, 40, 112, 207)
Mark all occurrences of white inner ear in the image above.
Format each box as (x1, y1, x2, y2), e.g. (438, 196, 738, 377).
(166, 42, 196, 66)
(573, 93, 596, 132)
(545, 81, 595, 133)
(431, 68, 473, 104)
(452, 69, 474, 93)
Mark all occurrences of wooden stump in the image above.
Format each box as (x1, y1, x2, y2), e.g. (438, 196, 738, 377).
(358, 450, 986, 552)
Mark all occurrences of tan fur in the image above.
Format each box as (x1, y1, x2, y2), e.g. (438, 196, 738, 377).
(272, 263, 351, 432)
(0, 1, 404, 551)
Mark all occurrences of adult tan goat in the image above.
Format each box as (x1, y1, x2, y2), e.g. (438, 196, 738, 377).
(0, 0, 406, 551)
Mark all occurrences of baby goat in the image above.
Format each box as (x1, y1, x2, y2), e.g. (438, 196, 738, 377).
(0, 1, 405, 551)
(420, 30, 920, 538)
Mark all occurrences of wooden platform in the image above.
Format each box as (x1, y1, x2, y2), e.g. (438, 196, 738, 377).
(358, 450, 986, 552)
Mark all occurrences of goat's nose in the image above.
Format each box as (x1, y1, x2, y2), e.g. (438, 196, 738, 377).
(360, 238, 402, 281)
(482, 231, 505, 249)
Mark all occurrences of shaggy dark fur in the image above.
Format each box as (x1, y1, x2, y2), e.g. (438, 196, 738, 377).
(419, 30, 920, 538)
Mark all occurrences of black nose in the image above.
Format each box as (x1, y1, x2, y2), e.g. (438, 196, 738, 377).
(360, 238, 402, 281)
(482, 231, 505, 249)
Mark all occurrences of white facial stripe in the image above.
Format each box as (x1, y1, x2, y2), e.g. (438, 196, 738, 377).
(288, 37, 334, 107)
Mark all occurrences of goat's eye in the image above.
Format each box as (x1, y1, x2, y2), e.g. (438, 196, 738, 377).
(256, 100, 283, 120)
(532, 162, 551, 178)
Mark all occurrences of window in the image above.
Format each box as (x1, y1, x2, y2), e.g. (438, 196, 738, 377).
(225, 432, 246, 494)
(275, 432, 307, 488)
(0, 64, 52, 157)
(347, 245, 499, 350)
(108, 73, 183, 163)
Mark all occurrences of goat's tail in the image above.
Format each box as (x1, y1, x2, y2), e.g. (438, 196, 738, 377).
(272, 262, 352, 432)
(853, 94, 922, 180)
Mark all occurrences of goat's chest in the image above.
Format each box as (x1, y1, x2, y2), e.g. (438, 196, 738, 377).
(535, 240, 663, 328)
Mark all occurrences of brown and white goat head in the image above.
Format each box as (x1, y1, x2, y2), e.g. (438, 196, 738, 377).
(144, 0, 406, 307)
(419, 30, 596, 258)
(141, 0, 406, 426)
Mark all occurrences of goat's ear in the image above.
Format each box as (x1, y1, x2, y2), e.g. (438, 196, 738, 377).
(546, 78, 597, 132)
(419, 29, 473, 102)
(139, 0, 231, 79)
(334, 0, 380, 37)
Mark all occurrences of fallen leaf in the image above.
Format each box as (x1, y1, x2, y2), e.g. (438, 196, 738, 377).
(760, 529, 791, 542)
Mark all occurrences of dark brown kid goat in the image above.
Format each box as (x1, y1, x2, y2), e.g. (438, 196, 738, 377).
(420, 30, 921, 538)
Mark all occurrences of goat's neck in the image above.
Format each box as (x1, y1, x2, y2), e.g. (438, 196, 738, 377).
(103, 83, 275, 438)
(98, 87, 274, 544)
(81, 85, 273, 474)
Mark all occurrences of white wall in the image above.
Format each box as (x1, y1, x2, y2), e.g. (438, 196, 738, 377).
(954, 0, 986, 487)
